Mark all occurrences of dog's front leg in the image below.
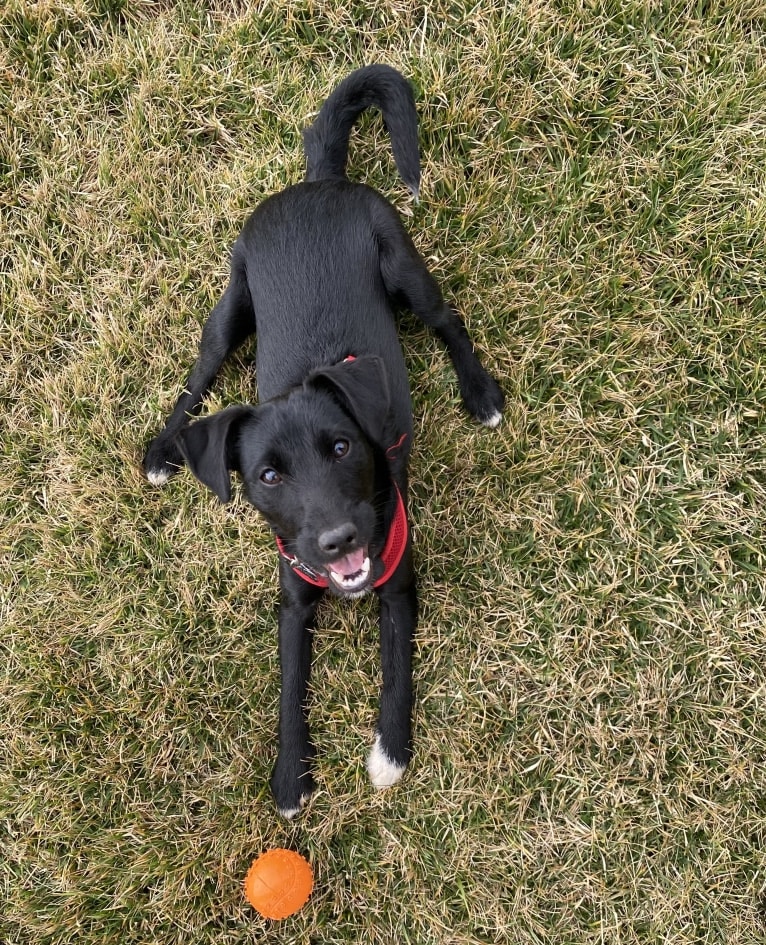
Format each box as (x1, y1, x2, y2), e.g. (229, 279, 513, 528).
(270, 564, 324, 818)
(368, 563, 417, 789)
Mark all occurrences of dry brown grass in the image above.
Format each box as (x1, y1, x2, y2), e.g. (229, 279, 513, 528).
(3, 1, 766, 942)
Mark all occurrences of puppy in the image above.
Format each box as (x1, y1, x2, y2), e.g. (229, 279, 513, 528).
(144, 65, 504, 817)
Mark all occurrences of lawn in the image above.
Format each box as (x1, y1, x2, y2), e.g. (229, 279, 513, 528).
(2, 1, 766, 943)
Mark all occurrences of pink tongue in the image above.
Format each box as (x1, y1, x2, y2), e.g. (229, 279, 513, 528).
(332, 547, 366, 577)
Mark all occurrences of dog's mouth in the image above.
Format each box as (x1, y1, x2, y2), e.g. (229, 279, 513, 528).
(326, 546, 371, 594)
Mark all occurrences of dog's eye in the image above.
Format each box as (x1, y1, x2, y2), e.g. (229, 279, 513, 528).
(333, 439, 350, 458)
(260, 468, 282, 485)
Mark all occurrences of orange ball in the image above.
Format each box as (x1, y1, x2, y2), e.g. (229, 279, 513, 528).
(243, 848, 314, 920)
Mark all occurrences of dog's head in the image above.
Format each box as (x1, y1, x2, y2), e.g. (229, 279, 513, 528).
(177, 356, 397, 595)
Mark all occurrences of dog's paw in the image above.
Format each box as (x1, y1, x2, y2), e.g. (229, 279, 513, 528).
(367, 734, 407, 790)
(271, 752, 316, 819)
(277, 793, 312, 821)
(144, 436, 184, 486)
(461, 368, 504, 429)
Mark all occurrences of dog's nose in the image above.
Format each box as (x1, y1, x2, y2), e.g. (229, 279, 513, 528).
(318, 522, 358, 556)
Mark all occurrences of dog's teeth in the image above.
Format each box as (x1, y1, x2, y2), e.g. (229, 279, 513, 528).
(330, 557, 370, 588)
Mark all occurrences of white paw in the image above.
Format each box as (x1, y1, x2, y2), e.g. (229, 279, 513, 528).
(482, 410, 502, 429)
(146, 467, 171, 486)
(278, 793, 310, 820)
(367, 734, 407, 790)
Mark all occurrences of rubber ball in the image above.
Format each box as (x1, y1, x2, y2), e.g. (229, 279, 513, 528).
(243, 848, 314, 920)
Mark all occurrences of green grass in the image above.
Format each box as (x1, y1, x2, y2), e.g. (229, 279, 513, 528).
(3, 1, 766, 942)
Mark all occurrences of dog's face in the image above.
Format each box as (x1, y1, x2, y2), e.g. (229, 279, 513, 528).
(177, 356, 393, 596)
(240, 391, 381, 594)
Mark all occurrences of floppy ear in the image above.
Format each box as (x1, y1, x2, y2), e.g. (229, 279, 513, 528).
(176, 406, 255, 503)
(307, 356, 391, 446)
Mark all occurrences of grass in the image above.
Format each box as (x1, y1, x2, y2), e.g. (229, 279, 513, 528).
(2, 1, 766, 942)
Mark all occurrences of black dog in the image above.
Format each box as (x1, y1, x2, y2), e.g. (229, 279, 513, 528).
(144, 65, 503, 817)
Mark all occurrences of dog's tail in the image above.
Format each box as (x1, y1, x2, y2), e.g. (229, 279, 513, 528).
(303, 64, 420, 198)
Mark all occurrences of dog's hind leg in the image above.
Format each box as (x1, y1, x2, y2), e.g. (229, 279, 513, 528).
(379, 217, 504, 427)
(144, 265, 255, 484)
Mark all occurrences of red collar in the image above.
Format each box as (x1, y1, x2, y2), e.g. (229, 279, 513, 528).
(275, 483, 408, 589)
